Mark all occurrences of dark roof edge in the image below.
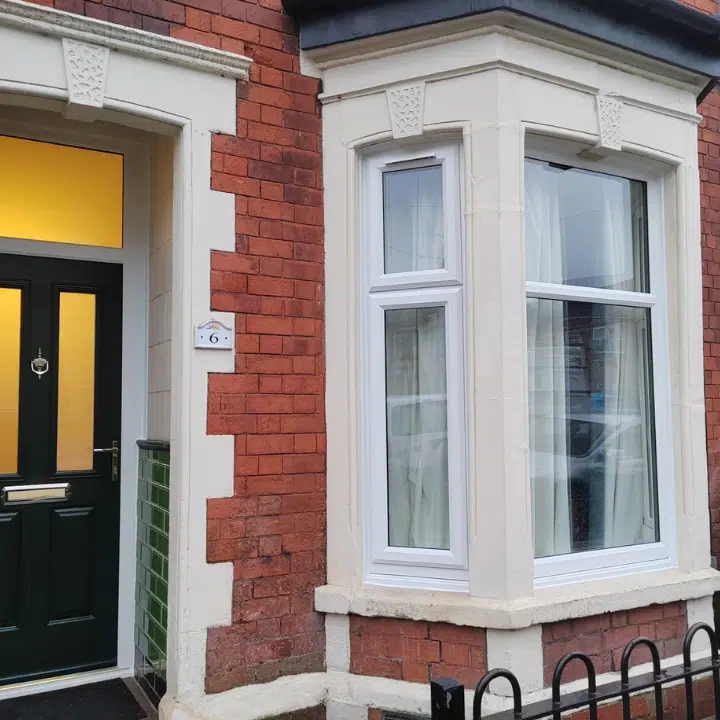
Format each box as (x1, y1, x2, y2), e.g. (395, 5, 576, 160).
(283, 0, 720, 82)
(283, 0, 720, 34)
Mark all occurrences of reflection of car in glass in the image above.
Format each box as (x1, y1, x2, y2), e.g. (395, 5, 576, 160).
(386, 394, 448, 439)
(533, 412, 650, 553)
(385, 394, 449, 548)
(385, 394, 448, 482)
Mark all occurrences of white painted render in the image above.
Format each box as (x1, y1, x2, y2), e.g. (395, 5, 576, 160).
(148, 137, 174, 441)
(325, 614, 351, 673)
(315, 569, 720, 628)
(486, 626, 543, 695)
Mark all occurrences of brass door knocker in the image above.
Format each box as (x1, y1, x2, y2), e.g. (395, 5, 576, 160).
(31, 349, 49, 378)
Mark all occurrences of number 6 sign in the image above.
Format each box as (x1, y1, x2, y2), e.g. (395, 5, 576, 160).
(194, 319, 233, 350)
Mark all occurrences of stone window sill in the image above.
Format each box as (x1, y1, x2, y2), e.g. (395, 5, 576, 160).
(314, 568, 720, 628)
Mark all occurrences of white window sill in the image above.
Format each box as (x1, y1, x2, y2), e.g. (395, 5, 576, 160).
(314, 568, 720, 629)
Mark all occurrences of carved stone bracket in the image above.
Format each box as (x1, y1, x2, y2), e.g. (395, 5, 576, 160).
(386, 83, 426, 139)
(62, 38, 110, 121)
(595, 94, 623, 152)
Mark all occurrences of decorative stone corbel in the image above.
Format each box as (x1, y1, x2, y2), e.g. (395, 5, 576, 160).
(595, 94, 623, 152)
(62, 38, 110, 122)
(386, 83, 426, 139)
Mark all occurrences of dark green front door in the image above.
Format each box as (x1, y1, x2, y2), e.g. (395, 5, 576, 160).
(0, 253, 122, 685)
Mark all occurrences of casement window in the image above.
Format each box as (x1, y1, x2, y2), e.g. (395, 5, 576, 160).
(525, 149, 675, 585)
(362, 142, 468, 590)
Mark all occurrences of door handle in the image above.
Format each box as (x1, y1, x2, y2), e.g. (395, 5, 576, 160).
(94, 441, 119, 481)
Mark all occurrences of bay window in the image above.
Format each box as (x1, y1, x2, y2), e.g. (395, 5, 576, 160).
(525, 153, 675, 585)
(361, 141, 676, 590)
(319, 7, 711, 625)
(363, 142, 468, 590)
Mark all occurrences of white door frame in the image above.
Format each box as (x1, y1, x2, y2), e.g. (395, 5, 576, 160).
(0, 7, 247, 713)
(0, 107, 150, 688)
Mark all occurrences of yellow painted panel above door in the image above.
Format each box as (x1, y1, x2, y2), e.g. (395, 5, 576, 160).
(0, 288, 21, 475)
(0, 136, 123, 248)
(57, 292, 97, 472)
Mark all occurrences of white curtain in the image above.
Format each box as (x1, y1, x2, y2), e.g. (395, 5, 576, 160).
(384, 166, 449, 550)
(526, 162, 572, 558)
(386, 308, 449, 550)
(599, 184, 652, 547)
(526, 162, 653, 556)
(384, 166, 445, 273)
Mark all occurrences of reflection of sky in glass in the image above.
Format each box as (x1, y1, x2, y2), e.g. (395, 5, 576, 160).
(525, 160, 647, 292)
(383, 165, 444, 274)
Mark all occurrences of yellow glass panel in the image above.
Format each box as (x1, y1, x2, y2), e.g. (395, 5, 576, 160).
(0, 136, 123, 248)
(0, 288, 21, 475)
(57, 293, 96, 472)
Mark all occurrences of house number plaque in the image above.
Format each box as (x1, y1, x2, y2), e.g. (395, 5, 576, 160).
(194, 320, 233, 350)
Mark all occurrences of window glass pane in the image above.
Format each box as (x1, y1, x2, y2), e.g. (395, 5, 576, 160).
(57, 293, 96, 472)
(383, 166, 445, 274)
(527, 298, 658, 558)
(525, 159, 648, 292)
(0, 288, 21, 475)
(385, 306, 449, 550)
(0, 136, 123, 249)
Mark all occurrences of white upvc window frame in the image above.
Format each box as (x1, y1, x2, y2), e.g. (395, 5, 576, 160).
(525, 138, 677, 588)
(361, 140, 469, 591)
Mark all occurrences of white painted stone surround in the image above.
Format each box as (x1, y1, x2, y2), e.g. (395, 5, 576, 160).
(0, 2, 248, 718)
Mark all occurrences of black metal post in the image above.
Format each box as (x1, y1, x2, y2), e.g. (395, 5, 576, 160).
(431, 677, 466, 720)
(620, 637, 662, 720)
(551, 652, 597, 720)
(473, 668, 523, 720)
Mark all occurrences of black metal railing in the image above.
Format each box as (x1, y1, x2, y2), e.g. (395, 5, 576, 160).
(431, 622, 720, 720)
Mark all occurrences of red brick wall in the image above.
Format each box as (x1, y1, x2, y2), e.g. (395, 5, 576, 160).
(700, 89, 720, 562)
(542, 602, 688, 685)
(349, 616, 487, 687)
(204, 46, 325, 697)
(27, 0, 325, 696)
(679, 0, 719, 12)
(677, 0, 720, 570)
(267, 708, 326, 720)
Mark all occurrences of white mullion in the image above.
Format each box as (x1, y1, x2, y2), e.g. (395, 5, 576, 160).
(526, 281, 656, 308)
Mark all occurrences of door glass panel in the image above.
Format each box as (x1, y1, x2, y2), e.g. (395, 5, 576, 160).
(0, 288, 21, 475)
(57, 293, 96, 472)
(0, 136, 123, 249)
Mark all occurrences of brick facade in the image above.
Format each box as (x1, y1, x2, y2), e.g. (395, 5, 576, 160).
(267, 708, 326, 720)
(542, 602, 688, 685)
(16, 0, 720, 706)
(349, 616, 488, 687)
(202, 1, 325, 689)
(204, 84, 326, 689)
(700, 89, 720, 563)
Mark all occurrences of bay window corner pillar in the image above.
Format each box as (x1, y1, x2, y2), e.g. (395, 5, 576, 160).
(468, 71, 534, 600)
